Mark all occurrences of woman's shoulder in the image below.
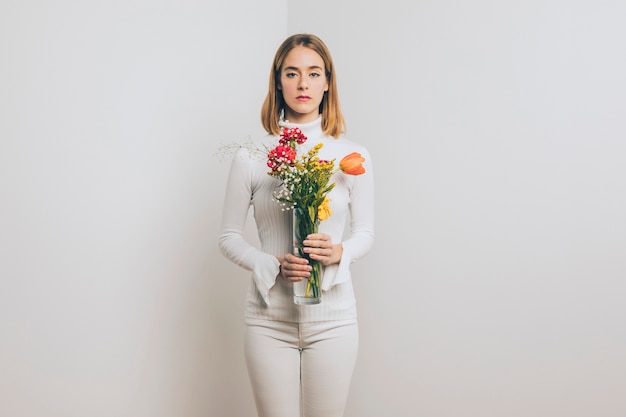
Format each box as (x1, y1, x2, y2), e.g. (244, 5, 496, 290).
(330, 135, 371, 155)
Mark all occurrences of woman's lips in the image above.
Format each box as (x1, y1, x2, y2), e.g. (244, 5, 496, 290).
(296, 95, 311, 101)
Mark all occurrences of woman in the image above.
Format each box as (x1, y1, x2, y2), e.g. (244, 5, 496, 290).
(218, 33, 375, 417)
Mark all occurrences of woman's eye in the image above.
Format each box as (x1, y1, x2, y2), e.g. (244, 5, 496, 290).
(310, 72, 320, 78)
(285, 72, 297, 78)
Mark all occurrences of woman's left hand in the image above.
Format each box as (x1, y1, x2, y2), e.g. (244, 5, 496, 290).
(303, 233, 342, 266)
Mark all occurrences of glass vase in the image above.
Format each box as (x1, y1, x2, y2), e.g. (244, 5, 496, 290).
(292, 207, 322, 305)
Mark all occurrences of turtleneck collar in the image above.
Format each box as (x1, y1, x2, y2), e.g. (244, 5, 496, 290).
(279, 115, 324, 139)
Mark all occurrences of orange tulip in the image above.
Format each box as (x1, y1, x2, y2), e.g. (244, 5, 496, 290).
(339, 152, 366, 175)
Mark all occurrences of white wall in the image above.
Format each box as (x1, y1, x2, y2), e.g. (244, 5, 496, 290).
(1, 1, 625, 417)
(0, 1, 284, 416)
(291, 1, 626, 417)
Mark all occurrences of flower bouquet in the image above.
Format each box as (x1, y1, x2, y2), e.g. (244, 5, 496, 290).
(267, 127, 365, 304)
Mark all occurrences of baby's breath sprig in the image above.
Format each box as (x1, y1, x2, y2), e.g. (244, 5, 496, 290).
(214, 136, 268, 163)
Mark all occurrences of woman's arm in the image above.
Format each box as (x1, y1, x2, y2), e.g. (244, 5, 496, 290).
(218, 148, 280, 304)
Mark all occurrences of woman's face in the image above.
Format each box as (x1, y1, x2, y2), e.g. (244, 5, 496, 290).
(279, 45, 329, 124)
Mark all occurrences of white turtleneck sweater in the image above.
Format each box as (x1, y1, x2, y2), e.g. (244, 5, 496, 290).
(218, 117, 375, 323)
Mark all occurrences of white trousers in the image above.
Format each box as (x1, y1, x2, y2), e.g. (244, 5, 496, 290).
(244, 318, 359, 417)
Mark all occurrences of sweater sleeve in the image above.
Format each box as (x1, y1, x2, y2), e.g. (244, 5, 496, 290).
(218, 148, 279, 305)
(322, 147, 375, 291)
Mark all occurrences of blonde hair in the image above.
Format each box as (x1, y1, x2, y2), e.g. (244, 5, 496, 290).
(261, 34, 346, 138)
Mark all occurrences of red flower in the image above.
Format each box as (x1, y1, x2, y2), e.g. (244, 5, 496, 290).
(267, 145, 297, 171)
(279, 127, 307, 145)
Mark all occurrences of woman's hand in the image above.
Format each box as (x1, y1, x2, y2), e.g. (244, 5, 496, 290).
(278, 233, 343, 282)
(278, 253, 311, 282)
(302, 233, 342, 265)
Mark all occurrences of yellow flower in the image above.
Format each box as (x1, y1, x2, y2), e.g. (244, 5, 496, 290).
(317, 197, 332, 221)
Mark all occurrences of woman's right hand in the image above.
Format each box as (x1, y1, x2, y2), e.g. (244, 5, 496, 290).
(277, 253, 312, 282)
